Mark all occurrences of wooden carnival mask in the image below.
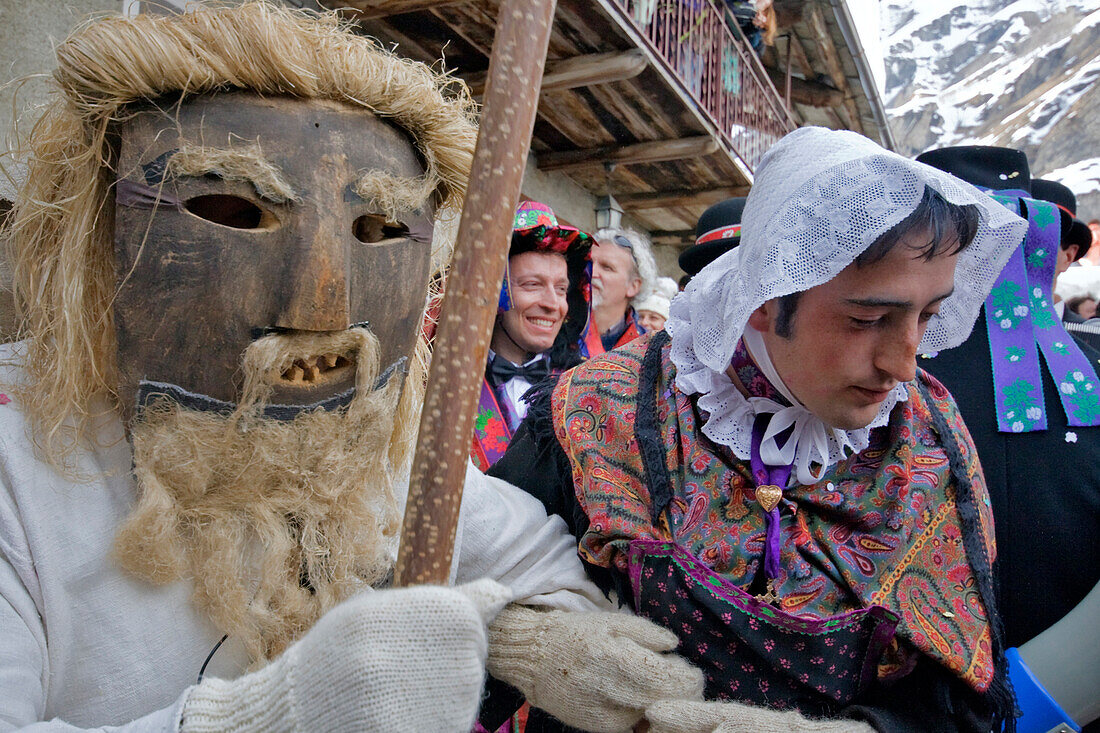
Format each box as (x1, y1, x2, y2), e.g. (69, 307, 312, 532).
(111, 92, 435, 416)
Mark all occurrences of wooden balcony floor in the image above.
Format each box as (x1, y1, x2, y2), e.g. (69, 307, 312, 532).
(335, 0, 792, 241)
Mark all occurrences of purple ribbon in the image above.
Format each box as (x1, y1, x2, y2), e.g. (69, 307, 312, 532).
(984, 194, 1100, 432)
(750, 416, 793, 581)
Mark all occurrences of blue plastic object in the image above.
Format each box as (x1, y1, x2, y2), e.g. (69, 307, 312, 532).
(1007, 647, 1081, 733)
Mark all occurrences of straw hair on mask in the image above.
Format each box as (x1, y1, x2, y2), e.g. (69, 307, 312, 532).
(352, 169, 436, 224)
(166, 143, 300, 204)
(1, 1, 474, 470)
(114, 328, 410, 663)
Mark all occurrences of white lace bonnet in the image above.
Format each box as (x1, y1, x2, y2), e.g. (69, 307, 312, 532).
(665, 127, 1027, 479)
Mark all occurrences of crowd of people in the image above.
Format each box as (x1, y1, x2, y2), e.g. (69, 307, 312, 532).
(0, 3, 1097, 733)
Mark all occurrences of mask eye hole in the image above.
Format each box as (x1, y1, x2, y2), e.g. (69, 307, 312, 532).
(353, 214, 409, 244)
(184, 194, 277, 230)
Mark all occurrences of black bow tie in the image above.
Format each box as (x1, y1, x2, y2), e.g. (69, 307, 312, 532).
(490, 356, 550, 386)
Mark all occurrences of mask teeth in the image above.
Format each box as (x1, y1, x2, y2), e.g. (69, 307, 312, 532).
(280, 353, 352, 385)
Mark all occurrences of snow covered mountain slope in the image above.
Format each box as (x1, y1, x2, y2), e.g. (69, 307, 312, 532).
(883, 0, 1100, 219)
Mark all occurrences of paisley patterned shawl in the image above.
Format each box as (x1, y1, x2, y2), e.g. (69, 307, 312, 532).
(551, 336, 998, 692)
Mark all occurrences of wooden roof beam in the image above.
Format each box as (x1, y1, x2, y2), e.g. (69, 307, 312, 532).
(649, 229, 695, 247)
(763, 67, 843, 108)
(322, 0, 468, 19)
(617, 185, 749, 210)
(774, 0, 805, 28)
(537, 136, 718, 173)
(464, 49, 648, 97)
(805, 2, 865, 134)
(784, 29, 816, 80)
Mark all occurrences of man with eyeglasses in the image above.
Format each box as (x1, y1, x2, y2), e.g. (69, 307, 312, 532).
(583, 228, 659, 356)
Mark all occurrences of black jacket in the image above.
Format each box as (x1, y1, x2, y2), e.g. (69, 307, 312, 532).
(920, 306, 1100, 650)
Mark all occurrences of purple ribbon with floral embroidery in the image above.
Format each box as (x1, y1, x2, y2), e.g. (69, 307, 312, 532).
(750, 417, 793, 581)
(984, 194, 1100, 432)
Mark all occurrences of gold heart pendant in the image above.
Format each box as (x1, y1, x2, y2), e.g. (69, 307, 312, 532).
(756, 484, 782, 513)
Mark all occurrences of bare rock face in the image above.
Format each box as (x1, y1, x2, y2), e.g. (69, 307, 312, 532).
(883, 0, 1100, 219)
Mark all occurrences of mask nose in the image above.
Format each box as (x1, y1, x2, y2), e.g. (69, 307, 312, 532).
(275, 214, 350, 332)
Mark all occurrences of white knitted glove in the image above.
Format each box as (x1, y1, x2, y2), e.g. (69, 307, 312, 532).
(487, 604, 705, 732)
(181, 579, 512, 733)
(645, 700, 876, 733)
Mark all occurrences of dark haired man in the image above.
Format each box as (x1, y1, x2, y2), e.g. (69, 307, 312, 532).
(917, 146, 1100, 732)
(1029, 178, 1100, 351)
(678, 196, 746, 284)
(1066, 295, 1098, 319)
(491, 127, 1029, 731)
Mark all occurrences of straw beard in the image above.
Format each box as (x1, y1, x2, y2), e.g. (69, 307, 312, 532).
(114, 328, 405, 664)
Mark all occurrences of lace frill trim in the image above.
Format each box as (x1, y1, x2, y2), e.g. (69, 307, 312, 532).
(670, 335, 908, 480)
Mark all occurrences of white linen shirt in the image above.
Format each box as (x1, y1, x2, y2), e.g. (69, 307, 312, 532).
(0, 346, 608, 732)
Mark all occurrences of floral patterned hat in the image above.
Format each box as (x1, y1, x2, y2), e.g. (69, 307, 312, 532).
(509, 201, 593, 256)
(499, 201, 592, 312)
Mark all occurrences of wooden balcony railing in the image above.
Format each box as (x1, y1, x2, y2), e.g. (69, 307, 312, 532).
(607, 0, 796, 170)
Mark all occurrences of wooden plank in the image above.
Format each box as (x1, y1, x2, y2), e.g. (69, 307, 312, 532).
(323, 0, 468, 20)
(786, 29, 816, 80)
(463, 49, 648, 96)
(429, 2, 501, 65)
(668, 205, 704, 230)
(352, 18, 452, 64)
(581, 70, 688, 142)
(764, 67, 843, 107)
(552, 0, 624, 55)
(650, 229, 695, 246)
(804, 3, 865, 135)
(618, 185, 749, 210)
(536, 88, 621, 149)
(537, 136, 718, 172)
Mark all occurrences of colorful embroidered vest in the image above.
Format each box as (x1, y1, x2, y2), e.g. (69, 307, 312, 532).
(551, 335, 998, 704)
(471, 379, 514, 472)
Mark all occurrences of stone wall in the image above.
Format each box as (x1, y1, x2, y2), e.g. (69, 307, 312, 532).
(0, 1, 125, 162)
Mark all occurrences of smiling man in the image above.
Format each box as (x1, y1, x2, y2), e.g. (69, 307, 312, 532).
(491, 127, 1031, 732)
(472, 202, 592, 470)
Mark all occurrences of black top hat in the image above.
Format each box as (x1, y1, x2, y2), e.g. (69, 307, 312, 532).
(915, 146, 1031, 194)
(1031, 178, 1092, 258)
(680, 197, 747, 276)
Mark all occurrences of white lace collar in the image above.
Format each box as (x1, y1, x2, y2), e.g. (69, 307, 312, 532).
(674, 326, 908, 486)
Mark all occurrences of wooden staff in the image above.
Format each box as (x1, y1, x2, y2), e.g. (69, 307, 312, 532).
(394, 0, 559, 586)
